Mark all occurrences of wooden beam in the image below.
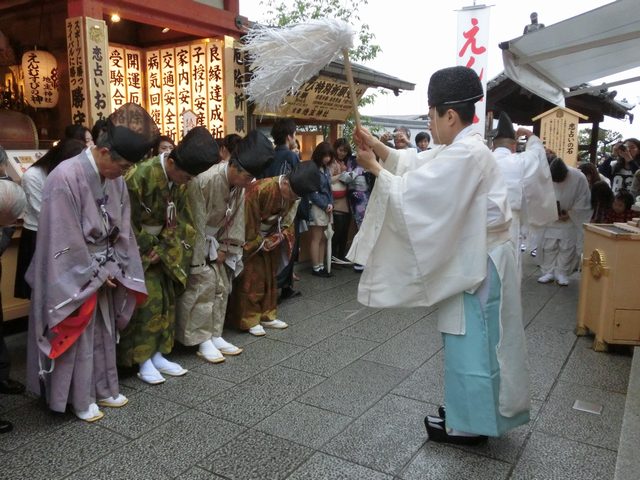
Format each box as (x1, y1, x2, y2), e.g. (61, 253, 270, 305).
(102, 0, 242, 38)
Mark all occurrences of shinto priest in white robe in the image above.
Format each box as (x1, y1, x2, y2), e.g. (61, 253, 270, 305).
(347, 126, 531, 436)
(492, 134, 557, 273)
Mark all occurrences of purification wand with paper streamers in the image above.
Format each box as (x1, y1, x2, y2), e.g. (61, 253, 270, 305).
(242, 18, 362, 128)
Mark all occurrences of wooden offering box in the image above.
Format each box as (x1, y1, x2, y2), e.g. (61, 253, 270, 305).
(577, 224, 640, 351)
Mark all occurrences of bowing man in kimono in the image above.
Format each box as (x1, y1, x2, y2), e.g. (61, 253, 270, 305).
(120, 127, 219, 385)
(350, 66, 531, 445)
(227, 161, 320, 337)
(490, 112, 557, 274)
(176, 130, 274, 362)
(26, 103, 154, 422)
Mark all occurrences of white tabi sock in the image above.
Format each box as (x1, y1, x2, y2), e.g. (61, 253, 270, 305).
(151, 352, 187, 376)
(140, 358, 162, 377)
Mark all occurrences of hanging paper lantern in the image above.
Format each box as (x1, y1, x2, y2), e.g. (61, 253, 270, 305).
(22, 50, 59, 108)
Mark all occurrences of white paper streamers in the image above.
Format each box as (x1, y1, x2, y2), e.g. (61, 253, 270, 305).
(242, 18, 354, 112)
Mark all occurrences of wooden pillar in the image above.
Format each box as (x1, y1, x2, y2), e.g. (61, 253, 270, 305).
(67, 0, 102, 18)
(590, 121, 600, 164)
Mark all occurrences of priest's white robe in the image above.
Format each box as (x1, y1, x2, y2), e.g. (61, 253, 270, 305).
(493, 135, 557, 273)
(348, 127, 530, 435)
(538, 167, 592, 277)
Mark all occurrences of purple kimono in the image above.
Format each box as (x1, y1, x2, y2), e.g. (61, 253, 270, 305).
(25, 151, 146, 413)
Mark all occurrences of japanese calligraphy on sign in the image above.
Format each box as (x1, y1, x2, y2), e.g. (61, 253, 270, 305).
(85, 18, 110, 124)
(456, 6, 490, 137)
(107, 40, 227, 142)
(22, 50, 59, 108)
(66, 17, 89, 125)
(223, 36, 246, 136)
(108, 45, 143, 113)
(532, 107, 588, 167)
(160, 47, 178, 141)
(254, 75, 366, 122)
(146, 50, 162, 129)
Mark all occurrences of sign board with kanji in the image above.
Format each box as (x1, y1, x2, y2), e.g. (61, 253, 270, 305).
(254, 75, 366, 122)
(532, 107, 588, 167)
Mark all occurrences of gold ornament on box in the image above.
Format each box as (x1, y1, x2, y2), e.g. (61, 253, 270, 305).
(589, 249, 607, 279)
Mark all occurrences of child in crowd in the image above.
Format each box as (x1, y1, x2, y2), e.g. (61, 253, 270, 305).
(603, 190, 636, 223)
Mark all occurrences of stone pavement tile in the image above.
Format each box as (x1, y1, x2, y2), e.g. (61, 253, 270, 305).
(298, 360, 411, 417)
(198, 429, 313, 480)
(0, 391, 34, 414)
(528, 352, 566, 401)
(455, 400, 542, 464)
(0, 400, 73, 451)
(97, 390, 187, 439)
(560, 336, 631, 393)
(301, 276, 360, 303)
(392, 351, 445, 405)
(281, 333, 379, 376)
(1, 420, 128, 480)
(118, 369, 153, 392)
(510, 431, 616, 480)
(362, 313, 441, 370)
(191, 338, 303, 383)
(520, 279, 555, 326)
(148, 371, 235, 408)
(342, 307, 430, 343)
(277, 298, 337, 325)
(528, 283, 581, 331)
(534, 380, 625, 450)
(524, 324, 577, 360)
(398, 441, 511, 480)
(220, 328, 261, 348)
(254, 401, 352, 449)
(322, 394, 431, 475)
(66, 410, 241, 480)
(269, 301, 377, 347)
(197, 365, 325, 427)
(176, 467, 227, 479)
(288, 452, 393, 480)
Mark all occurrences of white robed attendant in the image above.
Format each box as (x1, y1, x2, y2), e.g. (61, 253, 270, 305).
(348, 66, 530, 444)
(490, 114, 557, 274)
(537, 159, 592, 286)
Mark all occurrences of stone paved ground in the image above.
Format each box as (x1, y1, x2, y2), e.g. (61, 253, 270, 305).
(0, 255, 631, 479)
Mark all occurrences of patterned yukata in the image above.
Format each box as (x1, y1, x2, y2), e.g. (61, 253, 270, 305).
(118, 155, 196, 366)
(227, 177, 297, 330)
(345, 155, 372, 228)
(176, 163, 245, 345)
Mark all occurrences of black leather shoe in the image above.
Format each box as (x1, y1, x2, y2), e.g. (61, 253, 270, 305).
(424, 415, 488, 446)
(0, 379, 25, 395)
(311, 268, 332, 278)
(0, 419, 13, 434)
(438, 405, 446, 419)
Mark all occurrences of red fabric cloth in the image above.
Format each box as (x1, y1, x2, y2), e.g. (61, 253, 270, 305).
(602, 209, 636, 224)
(48, 292, 98, 359)
(332, 190, 347, 199)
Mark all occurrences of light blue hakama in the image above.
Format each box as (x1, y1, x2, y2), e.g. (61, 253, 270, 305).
(443, 259, 530, 437)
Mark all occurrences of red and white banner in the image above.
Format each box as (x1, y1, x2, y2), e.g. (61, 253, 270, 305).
(457, 5, 490, 137)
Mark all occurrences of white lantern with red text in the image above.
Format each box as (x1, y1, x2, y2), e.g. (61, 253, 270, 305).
(22, 50, 59, 108)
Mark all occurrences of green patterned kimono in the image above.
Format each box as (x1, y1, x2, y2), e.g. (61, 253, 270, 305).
(118, 155, 196, 366)
(227, 177, 298, 330)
